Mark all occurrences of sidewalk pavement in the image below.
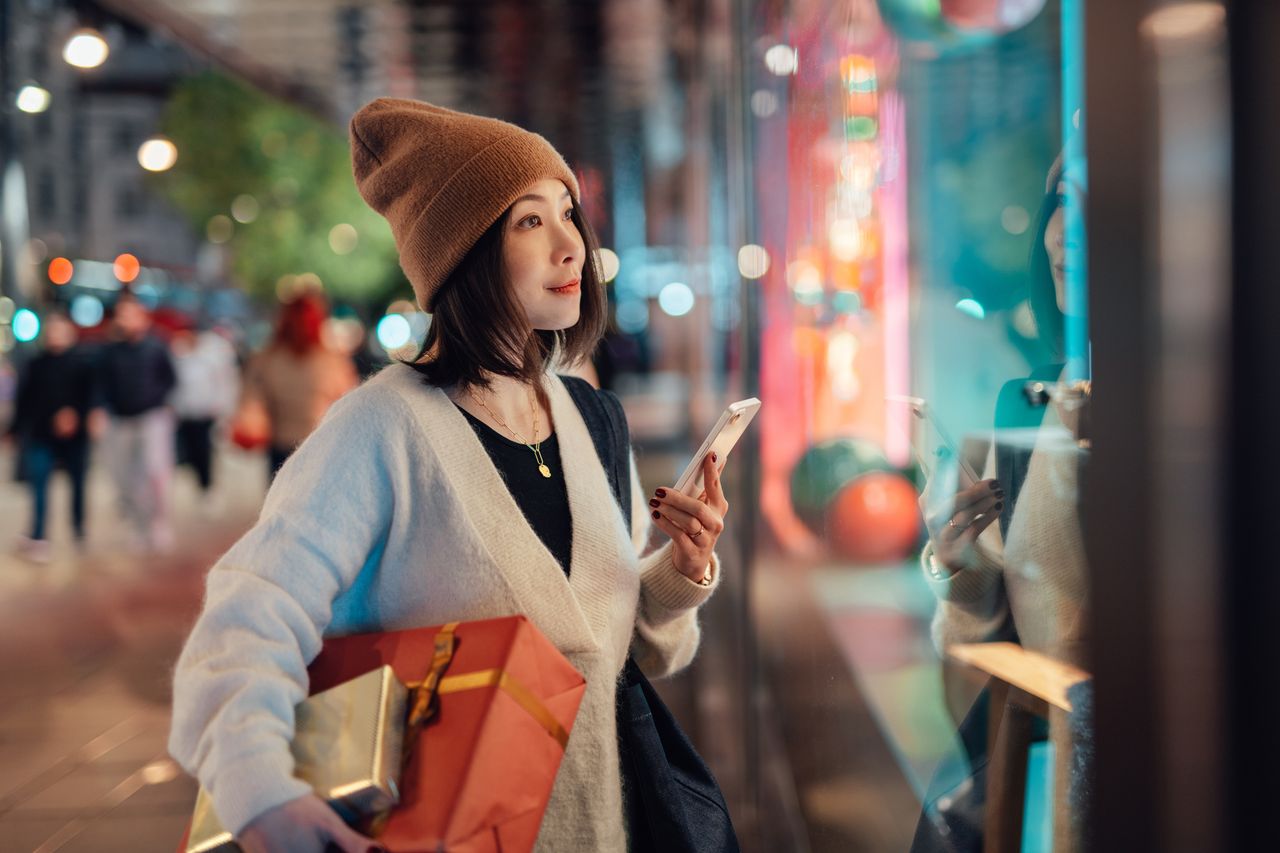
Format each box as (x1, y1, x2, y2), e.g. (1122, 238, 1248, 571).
(0, 440, 712, 852)
(0, 445, 267, 853)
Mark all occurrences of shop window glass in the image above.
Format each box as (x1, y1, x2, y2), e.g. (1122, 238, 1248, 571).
(744, 1, 1091, 850)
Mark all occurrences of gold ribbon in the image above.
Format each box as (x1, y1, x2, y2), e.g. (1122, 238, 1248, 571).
(403, 624, 570, 751)
(435, 668, 571, 749)
(358, 626, 568, 839)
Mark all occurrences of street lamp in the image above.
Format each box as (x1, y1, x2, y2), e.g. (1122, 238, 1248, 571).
(138, 135, 177, 171)
(14, 83, 50, 113)
(62, 28, 109, 70)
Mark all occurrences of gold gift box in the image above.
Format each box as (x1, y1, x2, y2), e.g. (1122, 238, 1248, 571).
(187, 664, 409, 853)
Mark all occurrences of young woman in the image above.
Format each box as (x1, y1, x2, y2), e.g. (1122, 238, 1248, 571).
(169, 98, 728, 853)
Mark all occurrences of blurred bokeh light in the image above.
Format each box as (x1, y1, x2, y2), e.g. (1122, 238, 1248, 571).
(138, 136, 178, 172)
(47, 257, 74, 285)
(62, 29, 109, 69)
(15, 83, 51, 114)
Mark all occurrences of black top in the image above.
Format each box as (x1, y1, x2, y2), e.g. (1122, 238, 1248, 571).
(100, 335, 177, 416)
(457, 406, 573, 576)
(10, 348, 99, 444)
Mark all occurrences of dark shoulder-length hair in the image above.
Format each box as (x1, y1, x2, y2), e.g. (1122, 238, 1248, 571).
(1027, 157, 1067, 363)
(410, 195, 607, 390)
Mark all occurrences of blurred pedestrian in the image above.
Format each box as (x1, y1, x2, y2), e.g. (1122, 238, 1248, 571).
(100, 292, 178, 552)
(7, 312, 104, 561)
(171, 325, 240, 502)
(237, 290, 357, 478)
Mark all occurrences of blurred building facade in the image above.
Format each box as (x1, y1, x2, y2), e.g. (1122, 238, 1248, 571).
(3, 0, 204, 302)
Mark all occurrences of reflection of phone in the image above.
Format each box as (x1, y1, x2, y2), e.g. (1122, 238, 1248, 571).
(673, 398, 763, 497)
(887, 395, 980, 484)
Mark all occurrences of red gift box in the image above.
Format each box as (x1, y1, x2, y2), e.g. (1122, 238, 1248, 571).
(178, 615, 586, 853)
(307, 615, 587, 852)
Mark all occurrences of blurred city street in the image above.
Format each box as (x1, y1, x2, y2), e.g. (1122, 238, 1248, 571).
(0, 0, 1269, 849)
(0, 444, 264, 852)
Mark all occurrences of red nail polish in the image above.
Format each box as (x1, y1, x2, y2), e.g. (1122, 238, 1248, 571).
(649, 499, 660, 508)
(652, 510, 660, 519)
(655, 489, 666, 498)
(711, 451, 718, 463)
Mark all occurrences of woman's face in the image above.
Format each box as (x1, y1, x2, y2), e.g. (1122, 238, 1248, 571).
(1045, 179, 1067, 313)
(502, 178, 585, 331)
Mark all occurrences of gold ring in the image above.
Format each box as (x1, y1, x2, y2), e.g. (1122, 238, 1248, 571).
(689, 527, 704, 539)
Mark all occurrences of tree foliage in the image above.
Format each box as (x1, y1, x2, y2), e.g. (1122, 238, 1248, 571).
(156, 73, 406, 305)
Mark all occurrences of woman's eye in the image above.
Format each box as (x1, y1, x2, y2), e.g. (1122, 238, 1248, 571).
(520, 214, 541, 228)
(562, 208, 574, 221)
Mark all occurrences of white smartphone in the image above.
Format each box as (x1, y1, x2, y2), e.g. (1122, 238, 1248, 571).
(673, 397, 763, 497)
(887, 395, 981, 484)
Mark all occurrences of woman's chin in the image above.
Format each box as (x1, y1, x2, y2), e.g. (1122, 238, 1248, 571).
(531, 309, 581, 332)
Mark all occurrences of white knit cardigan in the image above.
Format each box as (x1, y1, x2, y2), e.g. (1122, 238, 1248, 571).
(169, 364, 720, 851)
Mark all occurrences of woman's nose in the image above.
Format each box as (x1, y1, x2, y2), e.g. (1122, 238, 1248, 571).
(555, 223, 584, 265)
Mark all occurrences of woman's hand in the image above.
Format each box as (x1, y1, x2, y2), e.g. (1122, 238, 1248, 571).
(237, 793, 385, 853)
(922, 478, 1004, 575)
(649, 453, 728, 582)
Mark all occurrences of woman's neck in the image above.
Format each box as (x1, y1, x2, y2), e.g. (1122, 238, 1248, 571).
(451, 373, 552, 443)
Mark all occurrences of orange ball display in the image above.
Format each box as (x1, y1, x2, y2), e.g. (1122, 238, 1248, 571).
(825, 471, 922, 564)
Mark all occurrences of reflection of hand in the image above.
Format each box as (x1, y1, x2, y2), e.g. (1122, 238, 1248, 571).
(922, 478, 1004, 576)
(1055, 394, 1091, 442)
(51, 407, 79, 439)
(237, 793, 385, 853)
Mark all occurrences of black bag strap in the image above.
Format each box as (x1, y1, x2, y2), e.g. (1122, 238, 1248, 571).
(560, 374, 632, 527)
(562, 379, 740, 852)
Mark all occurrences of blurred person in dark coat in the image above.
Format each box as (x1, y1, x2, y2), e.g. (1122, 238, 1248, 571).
(100, 292, 178, 552)
(7, 312, 104, 561)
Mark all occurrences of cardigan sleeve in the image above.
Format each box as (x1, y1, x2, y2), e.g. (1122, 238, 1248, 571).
(168, 385, 412, 835)
(624, 451, 721, 678)
(919, 441, 1015, 653)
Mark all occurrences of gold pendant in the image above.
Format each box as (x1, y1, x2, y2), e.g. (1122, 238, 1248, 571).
(539, 464, 552, 478)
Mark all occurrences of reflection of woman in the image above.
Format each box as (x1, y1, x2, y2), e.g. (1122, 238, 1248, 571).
(921, 153, 1086, 659)
(170, 99, 728, 852)
(916, 154, 1088, 853)
(241, 291, 358, 477)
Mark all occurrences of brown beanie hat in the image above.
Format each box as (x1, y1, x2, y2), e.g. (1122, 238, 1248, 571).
(349, 98, 579, 311)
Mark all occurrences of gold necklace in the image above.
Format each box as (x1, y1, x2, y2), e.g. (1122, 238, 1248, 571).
(469, 385, 552, 478)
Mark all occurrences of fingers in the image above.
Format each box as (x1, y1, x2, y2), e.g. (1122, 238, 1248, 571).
(958, 507, 1000, 544)
(701, 453, 728, 512)
(651, 499, 700, 533)
(930, 492, 1004, 543)
(650, 507, 704, 560)
(650, 490, 724, 539)
(926, 480, 1003, 533)
(952, 479, 1002, 513)
(327, 819, 385, 853)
